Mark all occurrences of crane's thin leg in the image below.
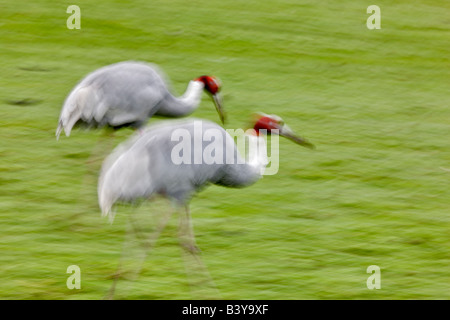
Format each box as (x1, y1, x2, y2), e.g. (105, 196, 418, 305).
(87, 128, 115, 166)
(178, 204, 200, 254)
(128, 207, 173, 273)
(68, 130, 116, 228)
(180, 246, 221, 299)
(105, 204, 173, 300)
(78, 129, 116, 210)
(178, 205, 221, 299)
(104, 216, 133, 300)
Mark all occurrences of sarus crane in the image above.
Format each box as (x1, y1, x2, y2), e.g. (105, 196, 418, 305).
(98, 113, 314, 253)
(56, 61, 225, 140)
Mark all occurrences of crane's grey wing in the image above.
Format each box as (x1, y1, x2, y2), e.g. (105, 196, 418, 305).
(56, 61, 170, 139)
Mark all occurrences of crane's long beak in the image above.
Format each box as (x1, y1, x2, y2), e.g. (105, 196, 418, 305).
(279, 125, 315, 149)
(212, 93, 226, 124)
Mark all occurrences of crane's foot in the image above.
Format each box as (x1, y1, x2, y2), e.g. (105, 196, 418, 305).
(181, 242, 201, 254)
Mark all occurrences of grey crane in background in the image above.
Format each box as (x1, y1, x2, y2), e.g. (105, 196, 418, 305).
(98, 113, 314, 253)
(56, 61, 225, 140)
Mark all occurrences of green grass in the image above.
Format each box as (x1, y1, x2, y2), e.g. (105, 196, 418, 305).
(1, 0, 449, 299)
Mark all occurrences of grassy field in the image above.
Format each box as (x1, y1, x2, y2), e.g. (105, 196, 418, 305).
(1, 0, 449, 299)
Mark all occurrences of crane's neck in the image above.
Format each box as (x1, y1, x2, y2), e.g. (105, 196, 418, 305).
(179, 80, 204, 110)
(156, 80, 204, 117)
(246, 133, 269, 176)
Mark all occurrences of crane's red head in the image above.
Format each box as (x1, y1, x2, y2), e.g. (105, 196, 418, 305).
(252, 113, 315, 149)
(195, 75, 225, 124)
(196, 75, 221, 95)
(254, 115, 284, 134)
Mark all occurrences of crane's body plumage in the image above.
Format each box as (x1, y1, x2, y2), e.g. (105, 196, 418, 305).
(98, 119, 266, 220)
(56, 61, 205, 139)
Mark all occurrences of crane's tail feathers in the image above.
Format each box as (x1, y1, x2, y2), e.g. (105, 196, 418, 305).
(97, 134, 154, 225)
(56, 86, 95, 140)
(98, 158, 122, 224)
(55, 121, 63, 141)
(99, 190, 117, 223)
(98, 162, 118, 223)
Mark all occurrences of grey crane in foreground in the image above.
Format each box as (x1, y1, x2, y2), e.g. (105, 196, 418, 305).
(98, 113, 314, 253)
(56, 61, 225, 140)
